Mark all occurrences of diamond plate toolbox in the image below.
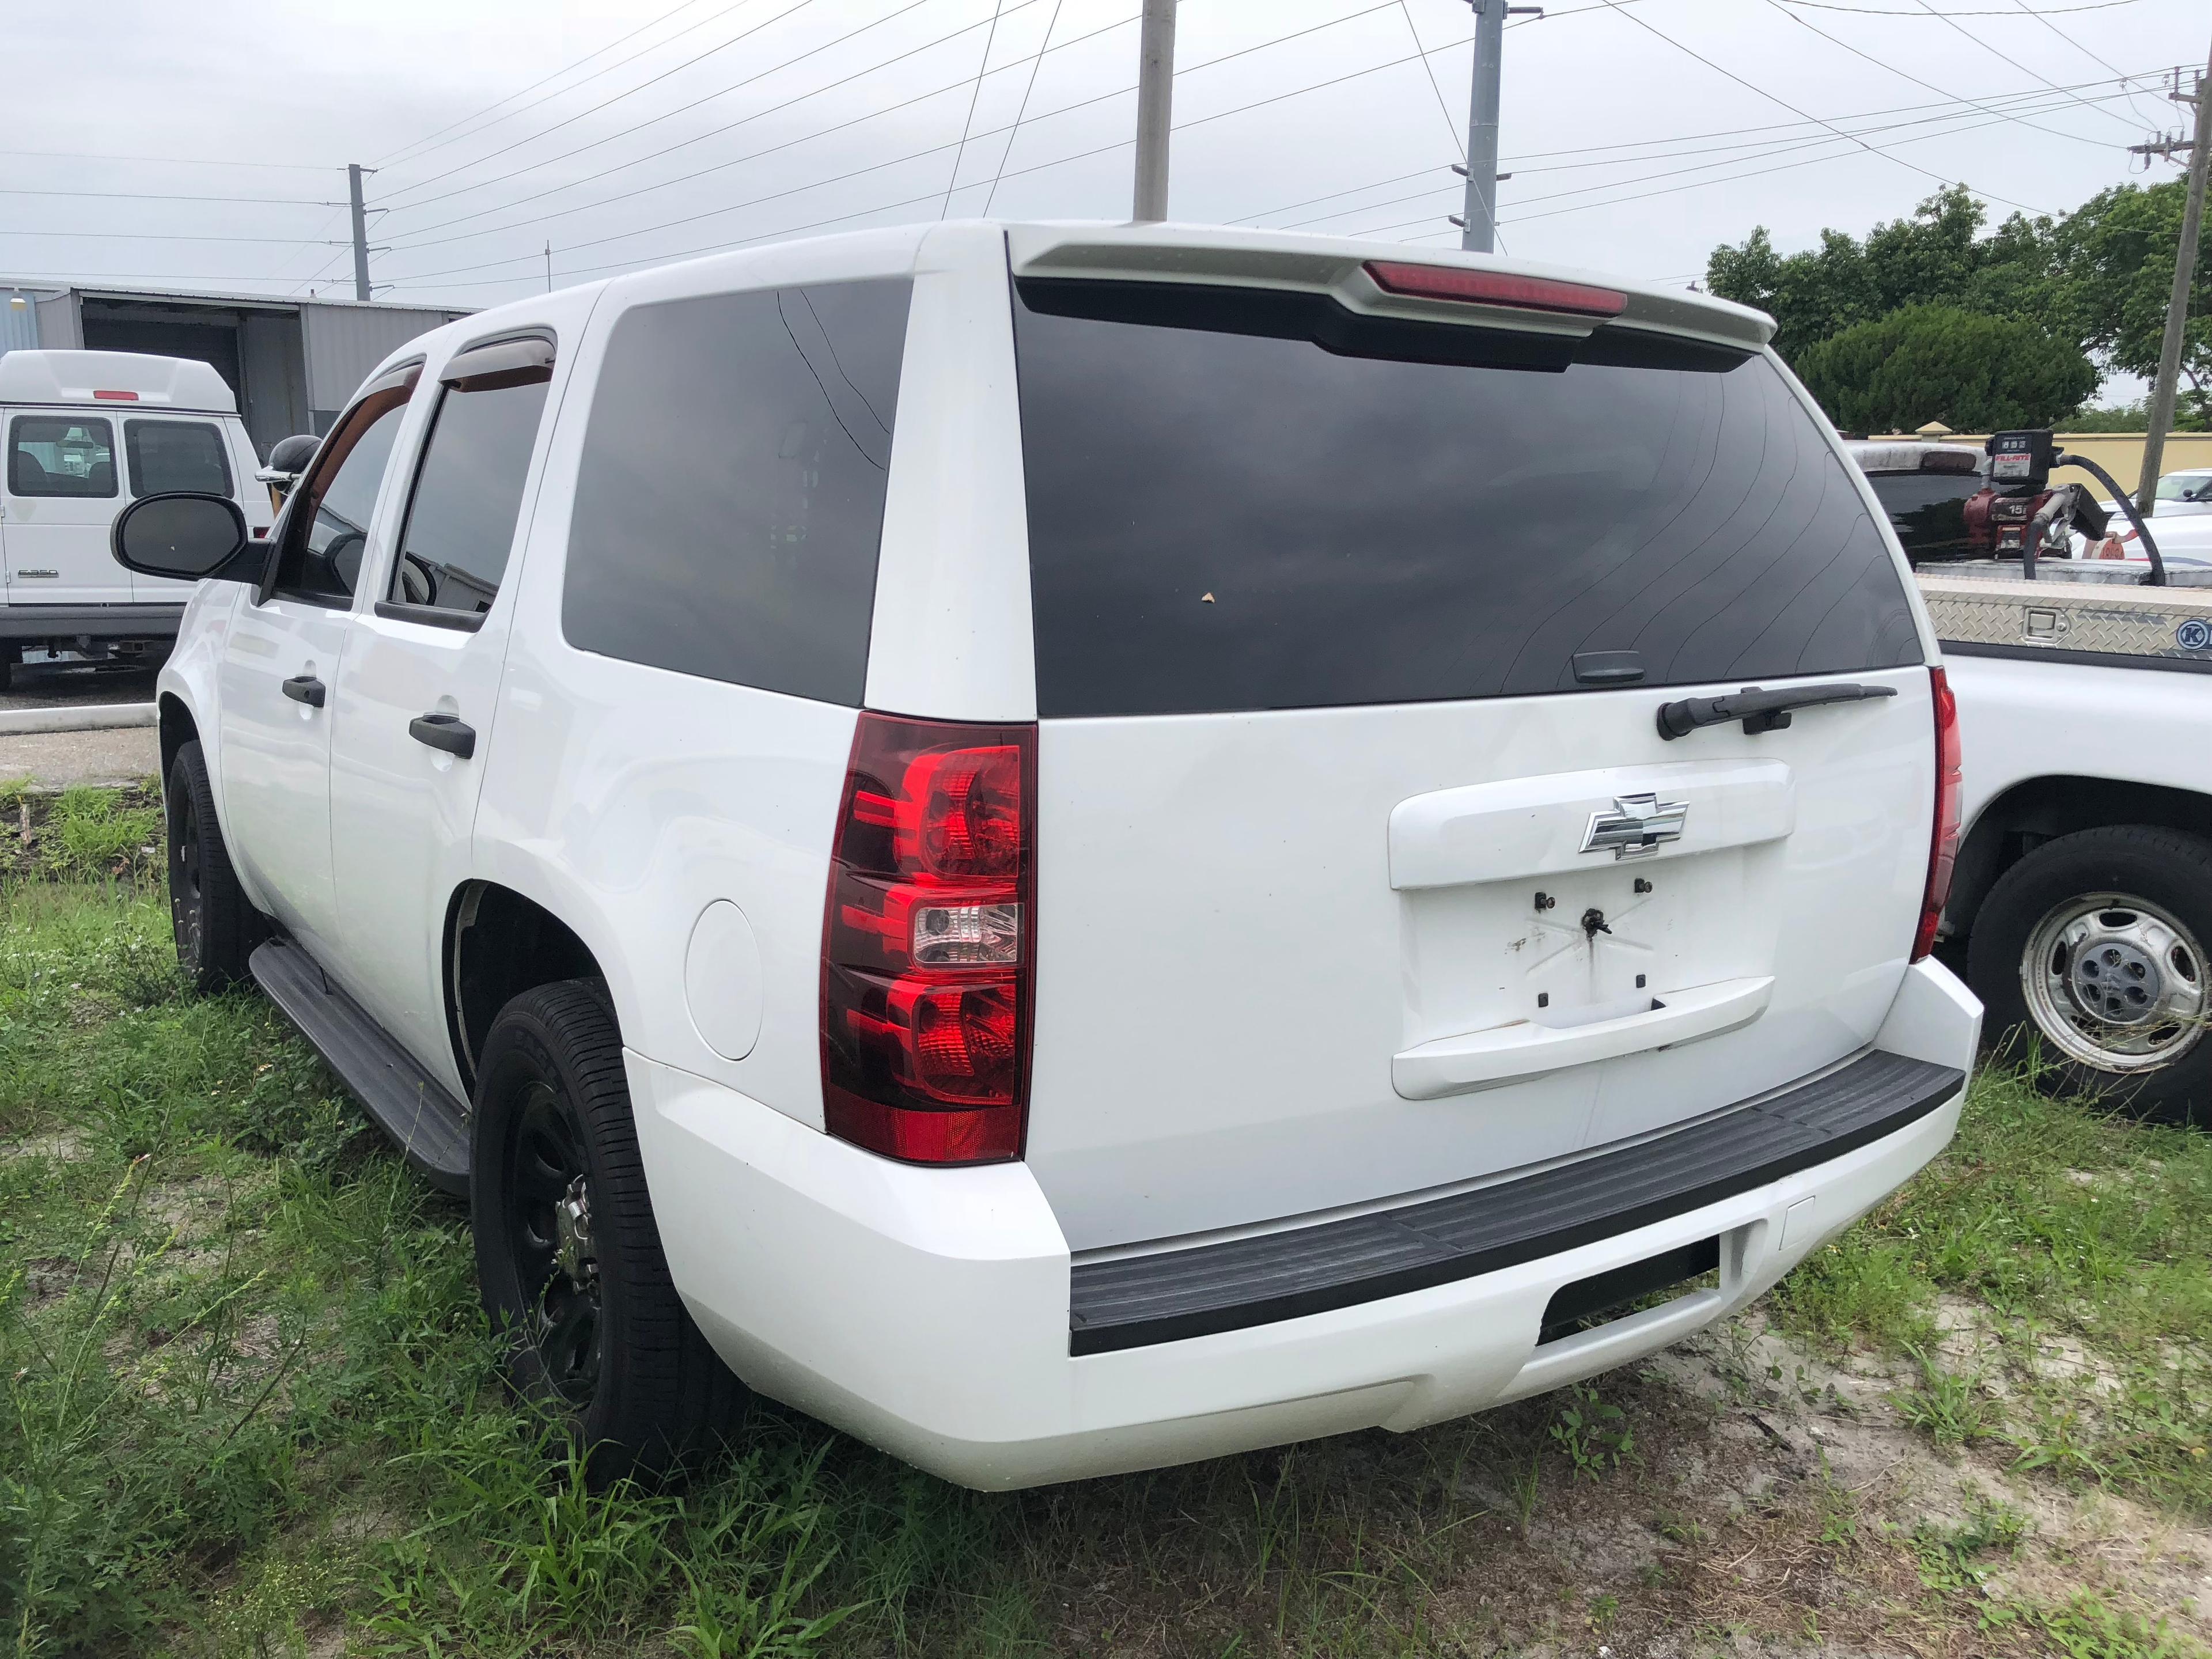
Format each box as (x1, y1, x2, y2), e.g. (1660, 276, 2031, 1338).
(1916, 567, 2212, 662)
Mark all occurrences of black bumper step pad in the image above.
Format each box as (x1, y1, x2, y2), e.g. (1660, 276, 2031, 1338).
(1069, 1050, 1961, 1355)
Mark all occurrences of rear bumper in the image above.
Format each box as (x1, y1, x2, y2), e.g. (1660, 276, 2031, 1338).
(632, 959, 1979, 1490)
(0, 604, 183, 643)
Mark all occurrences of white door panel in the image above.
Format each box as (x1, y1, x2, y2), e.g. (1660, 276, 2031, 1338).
(217, 597, 349, 953)
(328, 612, 509, 1077)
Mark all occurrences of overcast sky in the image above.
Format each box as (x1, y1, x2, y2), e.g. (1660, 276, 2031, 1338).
(3, 0, 2205, 372)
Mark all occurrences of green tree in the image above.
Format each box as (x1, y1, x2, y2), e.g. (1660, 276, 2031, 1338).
(2049, 178, 2212, 425)
(1793, 305, 2096, 434)
(1706, 186, 2061, 365)
(1706, 179, 2210, 427)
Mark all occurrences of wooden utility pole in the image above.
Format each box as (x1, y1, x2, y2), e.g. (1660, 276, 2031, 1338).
(2136, 41, 2212, 512)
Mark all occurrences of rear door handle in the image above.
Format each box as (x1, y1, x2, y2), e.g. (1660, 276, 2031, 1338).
(282, 675, 326, 708)
(408, 713, 476, 759)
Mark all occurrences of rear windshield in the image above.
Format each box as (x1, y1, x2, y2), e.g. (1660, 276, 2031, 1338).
(1014, 280, 1921, 718)
(1865, 471, 1981, 562)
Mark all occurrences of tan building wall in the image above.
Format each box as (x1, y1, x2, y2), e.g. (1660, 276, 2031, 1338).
(1871, 431, 2212, 492)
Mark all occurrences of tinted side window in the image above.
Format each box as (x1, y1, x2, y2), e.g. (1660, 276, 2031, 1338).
(1015, 281, 1922, 717)
(7, 416, 115, 498)
(565, 278, 911, 704)
(1867, 472, 1980, 562)
(275, 395, 408, 603)
(389, 375, 551, 616)
(125, 419, 233, 498)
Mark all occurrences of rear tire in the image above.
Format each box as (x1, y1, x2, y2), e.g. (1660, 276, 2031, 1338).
(1966, 825, 2212, 1124)
(165, 740, 262, 993)
(470, 980, 744, 1480)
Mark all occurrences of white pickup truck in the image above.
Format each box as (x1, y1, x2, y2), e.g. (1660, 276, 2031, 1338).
(1851, 440, 2212, 1120)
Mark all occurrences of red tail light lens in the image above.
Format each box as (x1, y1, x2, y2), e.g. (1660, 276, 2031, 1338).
(1914, 665, 1961, 963)
(821, 713, 1036, 1164)
(1363, 260, 1627, 317)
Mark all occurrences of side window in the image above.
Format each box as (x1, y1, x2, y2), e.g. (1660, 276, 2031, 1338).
(385, 336, 555, 620)
(124, 419, 233, 499)
(7, 416, 116, 498)
(563, 279, 911, 705)
(272, 372, 415, 604)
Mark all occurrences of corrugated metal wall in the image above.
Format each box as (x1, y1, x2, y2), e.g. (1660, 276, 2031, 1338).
(33, 291, 80, 349)
(302, 302, 458, 426)
(2, 291, 41, 354)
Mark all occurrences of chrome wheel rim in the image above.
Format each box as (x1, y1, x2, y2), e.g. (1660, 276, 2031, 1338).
(2020, 891, 2207, 1074)
(504, 1081, 600, 1404)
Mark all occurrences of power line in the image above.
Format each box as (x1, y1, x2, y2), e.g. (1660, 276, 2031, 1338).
(1397, 0, 1467, 160)
(0, 228, 358, 245)
(1762, 0, 2128, 150)
(0, 186, 327, 206)
(374, 0, 833, 206)
(982, 0, 1066, 214)
(1588, 0, 2052, 213)
(380, 2, 1396, 258)
(1904, 0, 2143, 134)
(1344, 75, 2154, 240)
(942, 0, 1011, 215)
(1245, 78, 2133, 232)
(380, 0, 1065, 234)
(1778, 0, 2142, 12)
(373, 0, 738, 169)
(388, 25, 1498, 288)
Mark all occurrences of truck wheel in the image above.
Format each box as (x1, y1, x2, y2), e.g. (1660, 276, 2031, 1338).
(470, 980, 743, 1480)
(1967, 825, 2212, 1124)
(165, 740, 261, 993)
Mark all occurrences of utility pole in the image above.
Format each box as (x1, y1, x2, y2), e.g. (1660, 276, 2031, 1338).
(2136, 41, 2212, 513)
(347, 164, 373, 302)
(1132, 0, 1176, 222)
(1456, 2, 1539, 252)
(544, 243, 554, 294)
(1461, 0, 1505, 251)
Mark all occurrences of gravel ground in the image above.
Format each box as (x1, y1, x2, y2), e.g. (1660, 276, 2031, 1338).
(0, 726, 161, 790)
(0, 658, 160, 713)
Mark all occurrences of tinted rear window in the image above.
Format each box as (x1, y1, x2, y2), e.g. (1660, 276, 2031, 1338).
(1866, 471, 1982, 562)
(565, 279, 911, 704)
(1015, 281, 1921, 718)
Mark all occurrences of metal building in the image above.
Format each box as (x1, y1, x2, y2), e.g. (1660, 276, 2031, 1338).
(2, 281, 468, 458)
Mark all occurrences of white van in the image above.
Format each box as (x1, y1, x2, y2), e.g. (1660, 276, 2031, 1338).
(0, 349, 271, 688)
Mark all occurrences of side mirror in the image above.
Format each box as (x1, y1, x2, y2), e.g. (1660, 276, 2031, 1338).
(111, 493, 258, 582)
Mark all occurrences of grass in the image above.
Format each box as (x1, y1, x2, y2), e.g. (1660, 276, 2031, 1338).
(1, 786, 2208, 1657)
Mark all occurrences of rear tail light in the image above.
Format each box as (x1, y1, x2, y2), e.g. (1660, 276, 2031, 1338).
(820, 713, 1036, 1164)
(1914, 666, 1961, 963)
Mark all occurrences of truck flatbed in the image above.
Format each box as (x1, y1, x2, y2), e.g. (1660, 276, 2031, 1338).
(1916, 563, 2212, 666)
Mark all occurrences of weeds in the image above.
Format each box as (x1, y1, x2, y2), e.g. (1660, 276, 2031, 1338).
(1548, 1383, 1633, 1480)
(2, 791, 2208, 1655)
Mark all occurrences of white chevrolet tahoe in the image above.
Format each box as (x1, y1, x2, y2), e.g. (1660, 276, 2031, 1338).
(0, 349, 271, 686)
(113, 223, 1979, 1488)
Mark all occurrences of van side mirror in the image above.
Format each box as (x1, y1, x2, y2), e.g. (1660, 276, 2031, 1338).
(111, 492, 259, 583)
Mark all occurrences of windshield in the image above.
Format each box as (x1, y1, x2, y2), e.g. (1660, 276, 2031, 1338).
(1014, 279, 1921, 718)
(2155, 473, 2212, 502)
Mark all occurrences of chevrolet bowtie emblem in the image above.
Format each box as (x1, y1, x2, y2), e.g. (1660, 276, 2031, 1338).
(1580, 792, 1689, 860)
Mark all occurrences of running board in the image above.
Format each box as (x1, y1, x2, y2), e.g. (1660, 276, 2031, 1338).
(249, 939, 471, 1195)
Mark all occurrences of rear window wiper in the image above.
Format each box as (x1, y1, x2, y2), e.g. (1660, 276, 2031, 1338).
(1656, 681, 1897, 740)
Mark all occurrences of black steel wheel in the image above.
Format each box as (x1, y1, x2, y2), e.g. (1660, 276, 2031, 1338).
(165, 738, 260, 993)
(470, 980, 744, 1479)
